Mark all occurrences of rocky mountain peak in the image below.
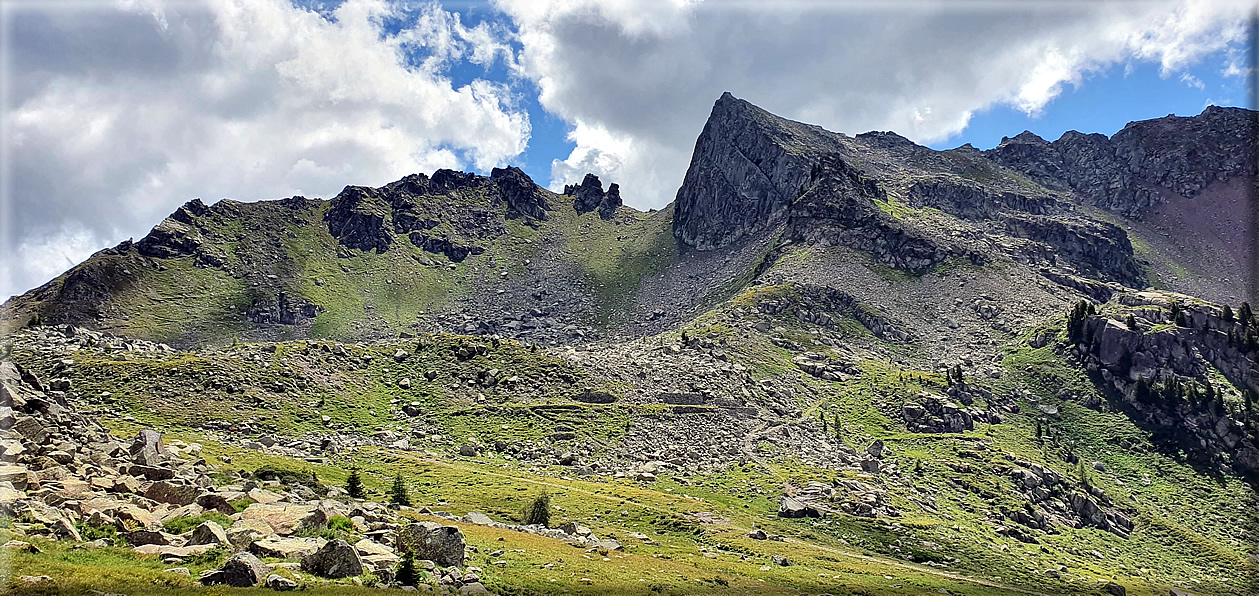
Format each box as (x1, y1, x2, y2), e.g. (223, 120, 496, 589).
(491, 166, 550, 221)
(998, 131, 1049, 147)
(563, 173, 621, 219)
(673, 93, 847, 251)
(988, 105, 1256, 218)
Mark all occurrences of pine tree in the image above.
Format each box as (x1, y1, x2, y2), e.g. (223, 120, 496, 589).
(1222, 305, 1235, 323)
(1067, 301, 1091, 343)
(346, 467, 365, 499)
(1125, 314, 1137, 331)
(1241, 302, 1253, 328)
(1135, 378, 1151, 403)
(389, 475, 410, 507)
(522, 491, 551, 527)
(395, 548, 418, 586)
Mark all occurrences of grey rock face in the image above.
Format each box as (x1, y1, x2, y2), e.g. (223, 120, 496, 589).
(988, 106, 1255, 218)
(246, 292, 324, 326)
(674, 92, 839, 251)
(395, 521, 465, 567)
(300, 539, 364, 579)
(492, 166, 550, 221)
(325, 185, 394, 253)
(783, 155, 954, 272)
(1001, 214, 1143, 285)
(905, 179, 1062, 221)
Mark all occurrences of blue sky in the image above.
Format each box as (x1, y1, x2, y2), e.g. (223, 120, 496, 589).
(374, 0, 1254, 185)
(930, 48, 1253, 151)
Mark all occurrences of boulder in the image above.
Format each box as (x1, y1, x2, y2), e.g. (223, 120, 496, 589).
(201, 551, 271, 588)
(130, 429, 165, 466)
(227, 518, 274, 549)
(124, 529, 171, 547)
(188, 521, 230, 547)
(239, 503, 318, 536)
(395, 521, 465, 567)
(1103, 582, 1126, 596)
(266, 574, 299, 591)
(113, 504, 160, 530)
(145, 481, 199, 506)
(134, 544, 216, 558)
(249, 537, 325, 559)
(301, 539, 364, 578)
(778, 496, 819, 518)
(0, 465, 30, 490)
(197, 492, 243, 515)
(354, 538, 401, 573)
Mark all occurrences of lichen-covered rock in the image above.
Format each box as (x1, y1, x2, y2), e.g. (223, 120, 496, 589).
(201, 551, 270, 588)
(395, 521, 465, 567)
(300, 539, 363, 579)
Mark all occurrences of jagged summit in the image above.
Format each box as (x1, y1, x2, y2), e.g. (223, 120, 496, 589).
(673, 93, 849, 251)
(987, 104, 1254, 217)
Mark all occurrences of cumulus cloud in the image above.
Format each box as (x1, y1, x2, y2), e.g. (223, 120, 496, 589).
(495, 0, 1251, 207)
(2, 0, 529, 298)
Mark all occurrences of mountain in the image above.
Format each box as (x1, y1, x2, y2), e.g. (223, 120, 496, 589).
(1, 94, 1257, 595)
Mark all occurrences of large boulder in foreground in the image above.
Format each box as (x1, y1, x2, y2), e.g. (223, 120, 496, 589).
(301, 539, 364, 578)
(395, 521, 465, 567)
(201, 551, 270, 587)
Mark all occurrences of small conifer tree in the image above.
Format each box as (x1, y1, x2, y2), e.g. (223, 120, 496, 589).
(1125, 314, 1137, 331)
(1222, 305, 1234, 323)
(396, 548, 418, 586)
(389, 475, 411, 507)
(522, 491, 551, 527)
(346, 467, 365, 499)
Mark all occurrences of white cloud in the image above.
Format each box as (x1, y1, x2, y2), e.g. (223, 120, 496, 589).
(1181, 73, 1206, 89)
(2, 0, 530, 298)
(495, 0, 1251, 209)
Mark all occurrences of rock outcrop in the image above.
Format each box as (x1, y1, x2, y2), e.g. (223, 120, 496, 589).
(1064, 292, 1259, 477)
(492, 166, 550, 221)
(564, 173, 622, 219)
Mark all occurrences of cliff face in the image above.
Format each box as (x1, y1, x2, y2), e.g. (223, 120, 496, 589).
(672, 92, 845, 250)
(987, 106, 1255, 218)
(1064, 292, 1259, 478)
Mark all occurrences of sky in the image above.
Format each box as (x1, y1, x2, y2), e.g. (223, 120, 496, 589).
(0, 0, 1254, 300)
